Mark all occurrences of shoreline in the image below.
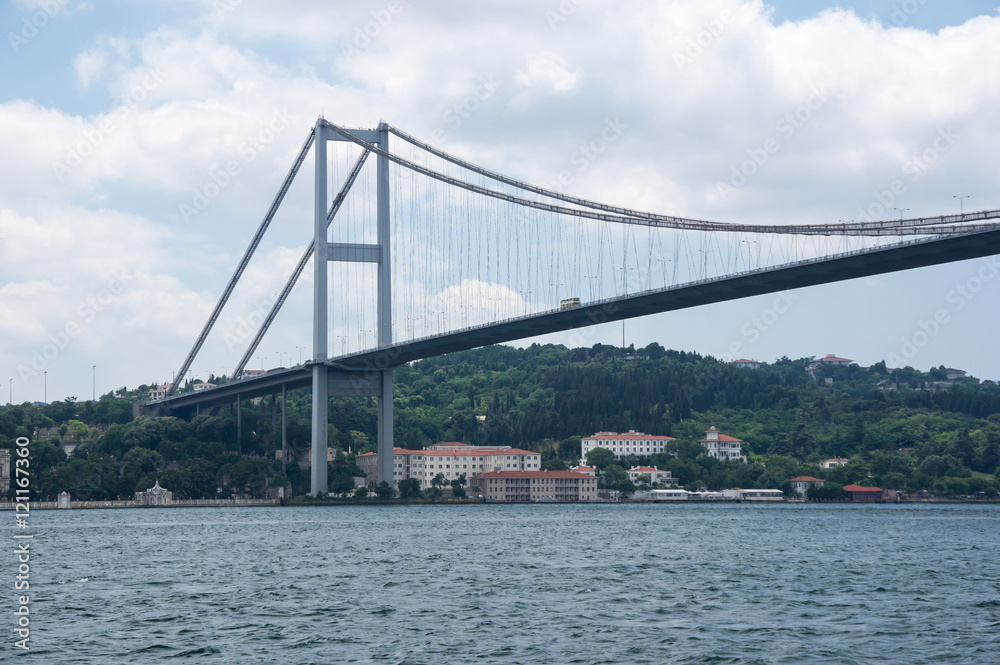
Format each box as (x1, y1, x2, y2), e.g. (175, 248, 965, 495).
(3, 498, 998, 510)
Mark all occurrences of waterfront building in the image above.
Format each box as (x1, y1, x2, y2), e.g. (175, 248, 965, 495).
(820, 457, 850, 469)
(699, 427, 746, 461)
(581, 430, 676, 461)
(789, 476, 825, 496)
(844, 484, 882, 502)
(627, 465, 676, 487)
(135, 480, 173, 506)
(470, 470, 598, 502)
(0, 448, 9, 493)
(57, 491, 71, 508)
(357, 444, 541, 489)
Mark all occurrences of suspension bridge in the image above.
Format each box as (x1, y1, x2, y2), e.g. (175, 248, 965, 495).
(145, 118, 1000, 496)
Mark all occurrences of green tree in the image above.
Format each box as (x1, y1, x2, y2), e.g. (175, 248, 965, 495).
(586, 447, 615, 470)
(398, 478, 423, 499)
(375, 481, 394, 499)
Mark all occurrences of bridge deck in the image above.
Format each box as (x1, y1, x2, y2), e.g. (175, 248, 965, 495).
(151, 228, 1000, 415)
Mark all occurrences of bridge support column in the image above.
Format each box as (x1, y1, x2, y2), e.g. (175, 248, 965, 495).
(375, 123, 394, 491)
(310, 119, 330, 496)
(377, 370, 393, 488)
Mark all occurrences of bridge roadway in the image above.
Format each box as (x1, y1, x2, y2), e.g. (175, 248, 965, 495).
(151, 227, 1000, 417)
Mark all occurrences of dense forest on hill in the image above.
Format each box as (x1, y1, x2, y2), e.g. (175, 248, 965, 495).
(3, 343, 999, 499)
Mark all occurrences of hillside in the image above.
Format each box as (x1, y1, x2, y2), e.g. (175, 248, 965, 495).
(3, 343, 998, 499)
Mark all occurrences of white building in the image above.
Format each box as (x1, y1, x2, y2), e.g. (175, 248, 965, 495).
(0, 449, 9, 493)
(357, 444, 541, 489)
(135, 480, 173, 506)
(820, 457, 850, 469)
(581, 430, 676, 461)
(626, 465, 676, 487)
(699, 427, 746, 461)
(192, 382, 214, 392)
(731, 358, 761, 369)
(789, 476, 825, 495)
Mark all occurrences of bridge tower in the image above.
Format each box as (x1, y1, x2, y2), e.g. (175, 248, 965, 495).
(310, 120, 393, 496)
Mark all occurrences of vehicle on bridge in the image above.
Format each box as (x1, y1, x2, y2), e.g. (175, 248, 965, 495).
(560, 297, 581, 310)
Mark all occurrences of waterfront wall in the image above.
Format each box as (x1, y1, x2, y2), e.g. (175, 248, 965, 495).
(0, 498, 281, 510)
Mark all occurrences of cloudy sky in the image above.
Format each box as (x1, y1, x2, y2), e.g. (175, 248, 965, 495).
(2, 0, 999, 403)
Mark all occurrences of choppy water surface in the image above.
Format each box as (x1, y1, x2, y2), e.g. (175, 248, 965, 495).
(7, 503, 1000, 664)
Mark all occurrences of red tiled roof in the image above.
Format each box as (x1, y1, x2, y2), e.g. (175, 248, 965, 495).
(632, 466, 658, 473)
(790, 476, 824, 482)
(573, 465, 596, 471)
(361, 447, 539, 458)
(700, 434, 743, 442)
(474, 470, 594, 479)
(818, 355, 852, 362)
(843, 484, 881, 492)
(584, 431, 675, 441)
(731, 359, 758, 363)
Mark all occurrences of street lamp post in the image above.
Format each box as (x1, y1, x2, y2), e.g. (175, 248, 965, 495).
(954, 195, 970, 215)
(44, 371, 47, 404)
(296, 346, 305, 364)
(92, 365, 96, 401)
(893, 207, 909, 221)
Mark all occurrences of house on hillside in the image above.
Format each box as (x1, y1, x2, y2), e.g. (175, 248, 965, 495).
(627, 465, 676, 487)
(789, 476, 824, 496)
(699, 427, 746, 461)
(731, 358, 761, 369)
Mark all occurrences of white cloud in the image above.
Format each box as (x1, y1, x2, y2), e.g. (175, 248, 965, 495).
(3, 0, 1000, 399)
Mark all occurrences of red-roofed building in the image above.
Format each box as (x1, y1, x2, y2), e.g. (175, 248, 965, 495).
(356, 445, 541, 489)
(571, 465, 597, 476)
(469, 470, 598, 502)
(844, 484, 882, 502)
(627, 465, 676, 487)
(789, 476, 825, 496)
(808, 354, 854, 372)
(699, 427, 746, 462)
(731, 358, 761, 369)
(581, 430, 676, 462)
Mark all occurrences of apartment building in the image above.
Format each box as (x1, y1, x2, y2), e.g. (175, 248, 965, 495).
(581, 430, 676, 461)
(469, 470, 598, 502)
(356, 444, 541, 489)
